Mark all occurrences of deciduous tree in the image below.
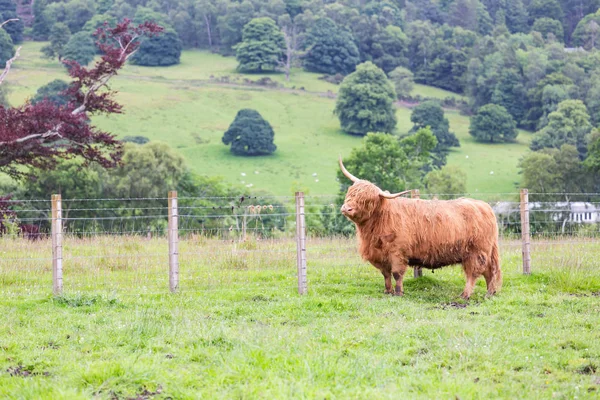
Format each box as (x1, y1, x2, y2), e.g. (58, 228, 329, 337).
(235, 17, 285, 72)
(303, 17, 360, 75)
(410, 100, 459, 167)
(334, 62, 397, 136)
(218, 0, 255, 53)
(388, 66, 414, 98)
(519, 145, 587, 195)
(532, 17, 564, 41)
(528, 0, 564, 24)
(530, 99, 592, 158)
(41, 22, 71, 60)
(129, 28, 181, 66)
(424, 165, 467, 199)
(572, 11, 600, 49)
(469, 104, 518, 143)
(31, 79, 70, 106)
(0, 19, 163, 179)
(62, 31, 96, 66)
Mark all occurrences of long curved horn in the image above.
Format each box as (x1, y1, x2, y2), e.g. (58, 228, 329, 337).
(338, 155, 359, 183)
(379, 189, 411, 199)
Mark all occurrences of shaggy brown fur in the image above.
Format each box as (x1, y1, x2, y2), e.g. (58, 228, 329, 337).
(341, 179, 502, 299)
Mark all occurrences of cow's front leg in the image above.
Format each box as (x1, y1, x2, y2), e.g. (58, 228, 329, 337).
(382, 264, 393, 294)
(372, 262, 393, 294)
(391, 259, 408, 296)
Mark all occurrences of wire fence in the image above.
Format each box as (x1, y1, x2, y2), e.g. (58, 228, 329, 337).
(1, 190, 599, 298)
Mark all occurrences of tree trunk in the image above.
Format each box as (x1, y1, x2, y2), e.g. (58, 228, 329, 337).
(285, 46, 291, 81)
(282, 25, 295, 82)
(204, 14, 213, 49)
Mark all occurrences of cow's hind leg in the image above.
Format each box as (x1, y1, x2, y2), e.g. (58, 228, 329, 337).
(484, 243, 502, 297)
(483, 270, 495, 297)
(461, 255, 484, 299)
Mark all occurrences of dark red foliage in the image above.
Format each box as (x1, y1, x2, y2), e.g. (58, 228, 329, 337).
(0, 19, 163, 179)
(19, 224, 41, 240)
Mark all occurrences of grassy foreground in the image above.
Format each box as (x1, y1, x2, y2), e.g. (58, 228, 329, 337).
(1, 236, 599, 399)
(5, 42, 532, 195)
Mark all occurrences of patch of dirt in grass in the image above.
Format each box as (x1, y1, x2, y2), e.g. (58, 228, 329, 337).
(568, 292, 600, 297)
(251, 294, 275, 302)
(578, 363, 597, 375)
(439, 302, 468, 309)
(126, 385, 163, 400)
(559, 340, 585, 350)
(41, 341, 59, 350)
(6, 365, 49, 377)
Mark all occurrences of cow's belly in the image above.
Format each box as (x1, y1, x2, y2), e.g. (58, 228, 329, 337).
(407, 257, 462, 269)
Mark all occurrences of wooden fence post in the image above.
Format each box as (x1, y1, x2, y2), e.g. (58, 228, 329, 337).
(168, 191, 179, 292)
(520, 188, 531, 275)
(295, 192, 307, 295)
(51, 194, 63, 295)
(411, 189, 423, 278)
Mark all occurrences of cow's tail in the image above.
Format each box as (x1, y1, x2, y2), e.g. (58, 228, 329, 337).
(488, 241, 502, 295)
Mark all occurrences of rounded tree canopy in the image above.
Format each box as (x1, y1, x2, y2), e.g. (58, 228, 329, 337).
(235, 17, 285, 73)
(388, 66, 414, 99)
(303, 17, 360, 76)
(572, 10, 600, 49)
(222, 109, 277, 156)
(334, 61, 397, 136)
(31, 79, 71, 106)
(129, 28, 182, 66)
(63, 31, 96, 66)
(469, 104, 518, 143)
(532, 17, 564, 41)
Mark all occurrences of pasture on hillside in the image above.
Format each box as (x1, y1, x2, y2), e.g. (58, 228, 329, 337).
(1, 234, 599, 399)
(6, 42, 531, 196)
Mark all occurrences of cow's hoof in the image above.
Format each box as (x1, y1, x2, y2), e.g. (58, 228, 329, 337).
(460, 293, 471, 300)
(393, 290, 404, 297)
(384, 290, 393, 295)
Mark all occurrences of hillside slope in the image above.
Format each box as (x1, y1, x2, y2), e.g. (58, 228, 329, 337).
(6, 42, 531, 196)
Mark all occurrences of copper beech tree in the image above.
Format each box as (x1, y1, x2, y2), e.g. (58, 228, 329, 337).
(0, 19, 163, 178)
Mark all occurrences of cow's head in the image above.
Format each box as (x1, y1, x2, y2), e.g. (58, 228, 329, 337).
(339, 156, 410, 224)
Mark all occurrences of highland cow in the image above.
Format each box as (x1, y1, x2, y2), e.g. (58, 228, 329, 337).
(339, 157, 502, 299)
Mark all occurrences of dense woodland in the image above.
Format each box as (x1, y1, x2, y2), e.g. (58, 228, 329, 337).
(1, 0, 600, 235)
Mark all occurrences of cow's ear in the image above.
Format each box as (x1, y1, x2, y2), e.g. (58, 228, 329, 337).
(381, 233, 396, 243)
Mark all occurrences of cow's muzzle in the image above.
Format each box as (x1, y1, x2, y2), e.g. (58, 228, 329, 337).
(340, 204, 353, 216)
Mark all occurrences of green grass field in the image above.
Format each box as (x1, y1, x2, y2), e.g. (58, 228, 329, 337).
(5, 42, 531, 196)
(1, 235, 599, 399)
